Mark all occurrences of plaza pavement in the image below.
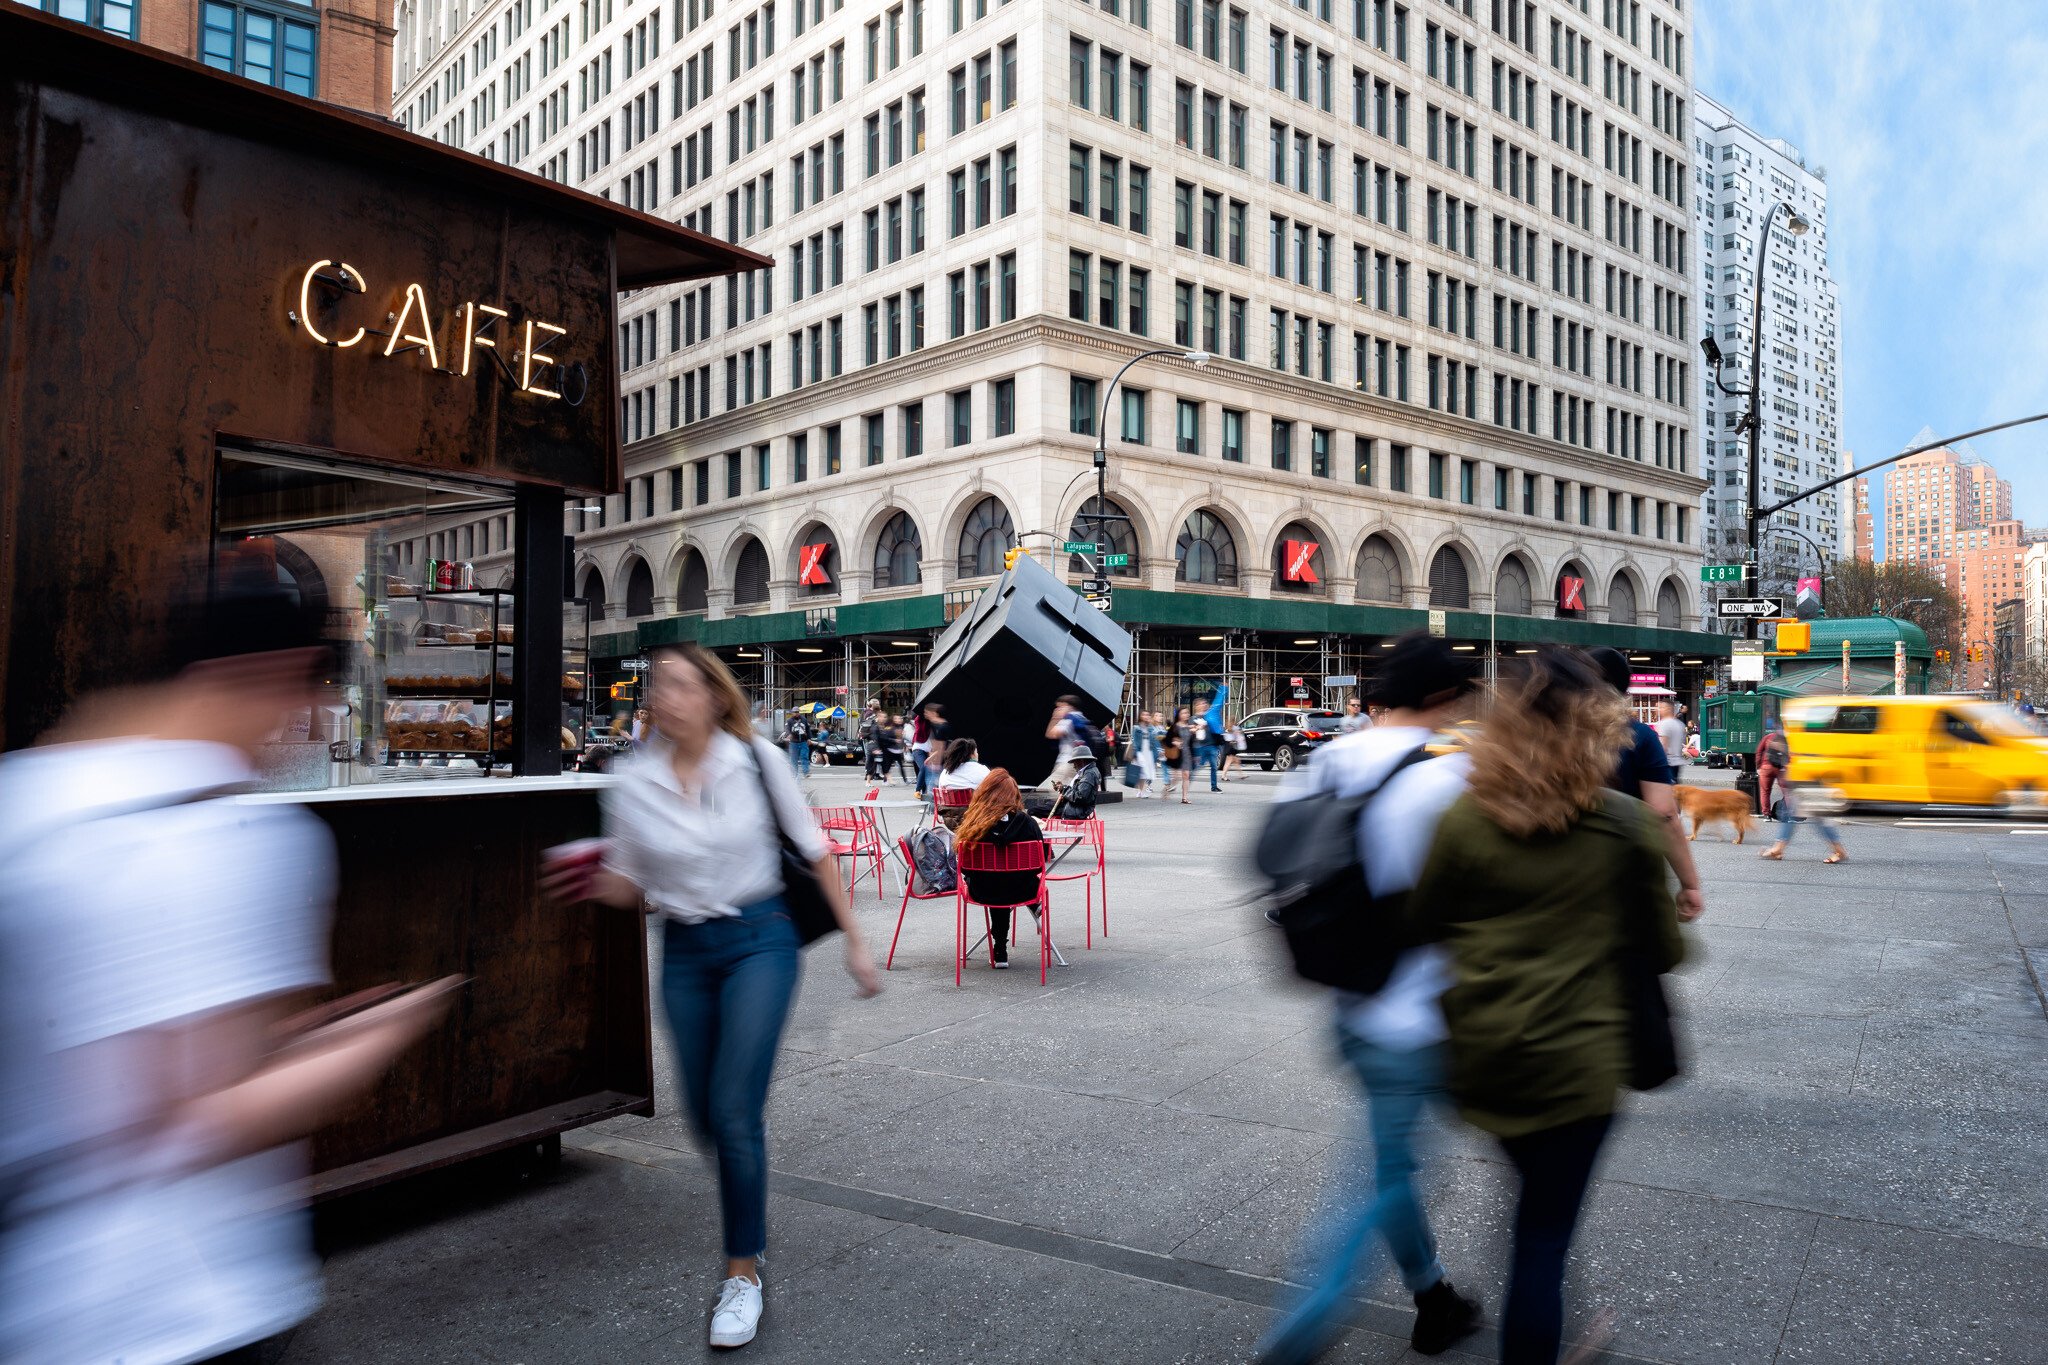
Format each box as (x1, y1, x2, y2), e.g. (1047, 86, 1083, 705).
(291, 761, 2048, 1364)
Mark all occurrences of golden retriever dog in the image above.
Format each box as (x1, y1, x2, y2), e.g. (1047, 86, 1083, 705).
(1675, 785, 1754, 844)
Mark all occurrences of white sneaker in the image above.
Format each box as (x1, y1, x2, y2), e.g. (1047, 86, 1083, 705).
(709, 1275, 763, 1348)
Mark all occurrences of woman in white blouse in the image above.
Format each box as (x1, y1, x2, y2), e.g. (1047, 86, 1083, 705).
(550, 643, 879, 1350)
(934, 736, 992, 792)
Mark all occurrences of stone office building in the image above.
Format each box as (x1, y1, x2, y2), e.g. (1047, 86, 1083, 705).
(397, 0, 1725, 718)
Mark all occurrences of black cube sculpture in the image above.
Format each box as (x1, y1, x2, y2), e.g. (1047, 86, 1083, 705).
(913, 553, 1132, 786)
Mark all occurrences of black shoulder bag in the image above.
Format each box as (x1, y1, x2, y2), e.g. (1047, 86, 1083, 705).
(1609, 795, 1681, 1090)
(743, 739, 840, 945)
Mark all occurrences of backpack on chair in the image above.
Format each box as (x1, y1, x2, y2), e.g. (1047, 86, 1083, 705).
(907, 826, 957, 894)
(1254, 746, 1433, 994)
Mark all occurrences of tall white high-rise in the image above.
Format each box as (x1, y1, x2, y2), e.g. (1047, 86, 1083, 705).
(393, 0, 1712, 714)
(1692, 92, 1839, 626)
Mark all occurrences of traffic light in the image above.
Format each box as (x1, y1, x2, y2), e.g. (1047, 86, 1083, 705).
(609, 681, 634, 701)
(1970, 645, 1985, 663)
(1003, 547, 1023, 570)
(1935, 649, 1950, 664)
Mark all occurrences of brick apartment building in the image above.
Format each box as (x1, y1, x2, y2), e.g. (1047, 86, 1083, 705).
(1883, 434, 2023, 691)
(20, 0, 394, 116)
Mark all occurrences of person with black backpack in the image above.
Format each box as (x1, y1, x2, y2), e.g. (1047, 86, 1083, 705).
(783, 710, 814, 779)
(1255, 633, 1484, 1365)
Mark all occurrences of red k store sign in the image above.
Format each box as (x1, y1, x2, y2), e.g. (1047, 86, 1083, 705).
(1558, 576, 1586, 612)
(799, 542, 832, 585)
(1282, 539, 1320, 583)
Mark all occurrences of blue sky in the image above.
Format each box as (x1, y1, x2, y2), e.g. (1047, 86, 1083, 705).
(1695, 0, 2048, 545)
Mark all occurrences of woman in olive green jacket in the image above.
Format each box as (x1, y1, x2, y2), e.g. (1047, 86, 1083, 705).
(1409, 650, 1685, 1365)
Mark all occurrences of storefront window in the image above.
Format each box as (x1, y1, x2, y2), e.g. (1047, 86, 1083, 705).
(1427, 546, 1471, 608)
(1495, 557, 1533, 616)
(1356, 535, 1403, 602)
(874, 511, 924, 587)
(1176, 509, 1238, 586)
(1273, 521, 1326, 594)
(1069, 496, 1139, 577)
(956, 495, 1016, 576)
(213, 451, 519, 787)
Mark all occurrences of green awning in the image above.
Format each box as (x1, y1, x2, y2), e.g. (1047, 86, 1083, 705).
(622, 589, 1732, 656)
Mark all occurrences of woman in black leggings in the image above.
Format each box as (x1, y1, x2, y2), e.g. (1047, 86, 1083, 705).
(1408, 651, 1686, 1363)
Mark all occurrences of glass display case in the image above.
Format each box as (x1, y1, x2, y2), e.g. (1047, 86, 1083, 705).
(561, 597, 591, 764)
(382, 588, 516, 764)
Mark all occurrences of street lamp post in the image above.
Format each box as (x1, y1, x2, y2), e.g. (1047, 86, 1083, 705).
(1089, 347, 1209, 577)
(1701, 201, 1810, 681)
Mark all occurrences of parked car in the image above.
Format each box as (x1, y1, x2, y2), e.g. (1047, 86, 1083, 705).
(1239, 708, 1343, 771)
(819, 731, 864, 765)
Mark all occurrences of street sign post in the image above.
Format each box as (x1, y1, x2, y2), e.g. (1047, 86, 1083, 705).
(1079, 578, 1109, 593)
(1730, 639, 1766, 683)
(1700, 564, 1746, 583)
(1102, 553, 1132, 568)
(1061, 540, 1099, 554)
(1716, 597, 1783, 619)
(1427, 609, 1447, 637)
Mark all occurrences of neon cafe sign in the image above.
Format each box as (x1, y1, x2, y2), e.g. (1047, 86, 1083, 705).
(286, 260, 588, 404)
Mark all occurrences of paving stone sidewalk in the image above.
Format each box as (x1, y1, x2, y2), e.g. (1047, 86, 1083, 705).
(292, 766, 2048, 1364)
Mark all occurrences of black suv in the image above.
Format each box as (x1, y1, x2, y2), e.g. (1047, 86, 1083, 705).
(1239, 709, 1344, 771)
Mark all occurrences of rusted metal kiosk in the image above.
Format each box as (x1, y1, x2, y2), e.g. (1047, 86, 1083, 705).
(0, 10, 763, 1194)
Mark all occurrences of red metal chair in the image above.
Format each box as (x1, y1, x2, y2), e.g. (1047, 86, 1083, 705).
(885, 834, 957, 971)
(1042, 816, 1108, 947)
(812, 805, 887, 904)
(954, 839, 1052, 985)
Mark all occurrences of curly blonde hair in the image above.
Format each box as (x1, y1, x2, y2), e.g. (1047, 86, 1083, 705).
(1466, 650, 1632, 838)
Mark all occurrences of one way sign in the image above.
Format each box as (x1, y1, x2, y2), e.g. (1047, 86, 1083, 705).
(1716, 597, 1783, 619)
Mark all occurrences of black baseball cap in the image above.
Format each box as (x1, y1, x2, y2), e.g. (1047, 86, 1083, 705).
(1365, 633, 1481, 710)
(1586, 647, 1631, 695)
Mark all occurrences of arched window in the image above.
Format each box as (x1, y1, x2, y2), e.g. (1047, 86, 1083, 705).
(676, 550, 709, 614)
(1272, 521, 1328, 593)
(733, 539, 770, 606)
(1656, 579, 1683, 630)
(797, 526, 839, 597)
(1428, 546, 1470, 608)
(1175, 510, 1239, 586)
(955, 496, 1015, 576)
(1355, 535, 1403, 603)
(578, 566, 607, 621)
(1555, 562, 1591, 618)
(1068, 496, 1139, 577)
(623, 558, 654, 617)
(1494, 557, 1533, 616)
(873, 512, 923, 588)
(1608, 573, 1639, 625)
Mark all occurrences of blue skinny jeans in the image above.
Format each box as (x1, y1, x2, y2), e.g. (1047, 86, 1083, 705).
(660, 899, 802, 1259)
(1258, 1034, 1449, 1364)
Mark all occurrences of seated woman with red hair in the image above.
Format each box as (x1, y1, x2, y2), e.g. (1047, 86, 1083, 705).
(951, 768, 1047, 970)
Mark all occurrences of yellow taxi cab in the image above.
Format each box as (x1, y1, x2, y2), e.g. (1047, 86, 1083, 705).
(1781, 695, 2048, 813)
(1424, 719, 1482, 757)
